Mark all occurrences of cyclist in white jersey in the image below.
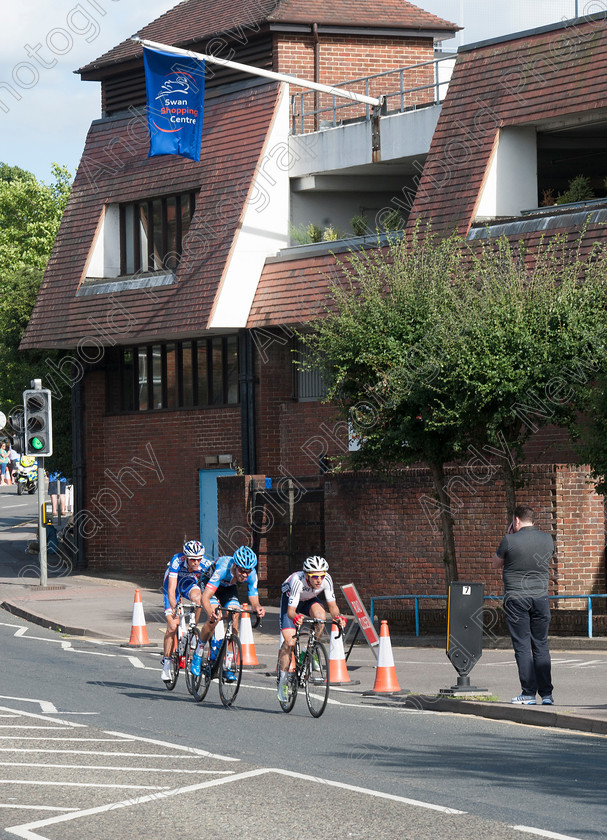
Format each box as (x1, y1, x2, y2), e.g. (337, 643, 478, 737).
(277, 555, 345, 701)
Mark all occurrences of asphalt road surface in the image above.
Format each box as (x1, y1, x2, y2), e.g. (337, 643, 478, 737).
(0, 616, 605, 840)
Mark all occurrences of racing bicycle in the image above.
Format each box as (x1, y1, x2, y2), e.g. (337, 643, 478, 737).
(277, 617, 337, 718)
(164, 602, 200, 695)
(190, 607, 243, 707)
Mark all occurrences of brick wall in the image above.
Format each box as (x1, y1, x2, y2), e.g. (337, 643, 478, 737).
(81, 371, 243, 577)
(216, 463, 606, 625)
(276, 34, 435, 131)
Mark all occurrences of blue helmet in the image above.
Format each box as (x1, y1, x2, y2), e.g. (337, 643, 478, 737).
(183, 540, 205, 559)
(232, 545, 257, 570)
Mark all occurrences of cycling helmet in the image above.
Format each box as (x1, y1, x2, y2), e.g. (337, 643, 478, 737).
(232, 545, 257, 570)
(303, 555, 329, 573)
(183, 540, 205, 559)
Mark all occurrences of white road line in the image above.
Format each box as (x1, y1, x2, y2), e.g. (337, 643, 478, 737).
(103, 731, 240, 762)
(4, 767, 466, 840)
(571, 660, 605, 667)
(0, 780, 170, 790)
(0, 749, 231, 757)
(512, 825, 584, 839)
(0, 727, 68, 731)
(0, 700, 58, 716)
(0, 806, 79, 813)
(271, 768, 465, 814)
(0, 737, 134, 742)
(0, 707, 84, 728)
(0, 762, 234, 774)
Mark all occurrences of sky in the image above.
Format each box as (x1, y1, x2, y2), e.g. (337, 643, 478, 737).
(0, 0, 598, 184)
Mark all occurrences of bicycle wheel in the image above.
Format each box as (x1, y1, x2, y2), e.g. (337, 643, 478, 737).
(304, 641, 329, 717)
(218, 634, 243, 707)
(164, 651, 179, 691)
(277, 668, 298, 713)
(185, 629, 202, 696)
(192, 635, 212, 703)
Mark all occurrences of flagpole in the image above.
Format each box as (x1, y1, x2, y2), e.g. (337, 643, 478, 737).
(132, 37, 383, 108)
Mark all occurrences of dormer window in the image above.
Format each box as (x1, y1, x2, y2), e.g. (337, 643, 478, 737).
(120, 191, 196, 275)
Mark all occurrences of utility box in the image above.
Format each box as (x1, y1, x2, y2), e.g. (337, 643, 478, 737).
(443, 581, 487, 693)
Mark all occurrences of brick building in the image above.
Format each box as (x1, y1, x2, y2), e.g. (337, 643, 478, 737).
(20, 2, 607, 621)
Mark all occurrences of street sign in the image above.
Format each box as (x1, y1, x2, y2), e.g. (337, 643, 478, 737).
(341, 583, 380, 649)
(0, 411, 6, 430)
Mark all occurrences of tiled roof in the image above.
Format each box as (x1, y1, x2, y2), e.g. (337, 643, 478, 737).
(79, 0, 457, 74)
(21, 83, 281, 351)
(407, 16, 607, 236)
(248, 241, 394, 327)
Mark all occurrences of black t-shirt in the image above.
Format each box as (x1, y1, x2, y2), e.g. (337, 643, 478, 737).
(496, 525, 554, 598)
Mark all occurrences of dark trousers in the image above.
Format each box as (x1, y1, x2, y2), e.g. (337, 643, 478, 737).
(503, 595, 553, 698)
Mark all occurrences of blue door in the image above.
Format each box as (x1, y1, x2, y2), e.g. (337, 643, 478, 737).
(199, 468, 236, 561)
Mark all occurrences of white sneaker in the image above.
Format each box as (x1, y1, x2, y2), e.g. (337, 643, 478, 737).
(161, 658, 172, 682)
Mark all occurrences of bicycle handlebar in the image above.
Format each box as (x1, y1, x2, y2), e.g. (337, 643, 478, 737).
(295, 617, 343, 638)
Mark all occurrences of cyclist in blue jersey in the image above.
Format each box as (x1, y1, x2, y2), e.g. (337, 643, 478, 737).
(161, 539, 214, 683)
(277, 555, 345, 701)
(201, 545, 265, 639)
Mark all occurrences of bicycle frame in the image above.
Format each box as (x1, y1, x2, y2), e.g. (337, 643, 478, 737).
(277, 618, 338, 717)
(191, 607, 244, 707)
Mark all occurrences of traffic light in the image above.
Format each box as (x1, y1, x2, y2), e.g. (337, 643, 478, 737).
(23, 388, 53, 456)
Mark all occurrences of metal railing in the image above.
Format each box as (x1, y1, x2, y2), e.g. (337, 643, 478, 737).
(290, 53, 456, 135)
(369, 593, 607, 639)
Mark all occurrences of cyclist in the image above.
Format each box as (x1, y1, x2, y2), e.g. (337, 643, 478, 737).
(161, 539, 214, 683)
(277, 555, 345, 701)
(200, 546, 265, 661)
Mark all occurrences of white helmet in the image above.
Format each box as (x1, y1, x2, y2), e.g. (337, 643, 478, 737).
(183, 540, 204, 558)
(303, 555, 329, 573)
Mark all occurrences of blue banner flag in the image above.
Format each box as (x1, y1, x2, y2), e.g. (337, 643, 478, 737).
(143, 46, 205, 162)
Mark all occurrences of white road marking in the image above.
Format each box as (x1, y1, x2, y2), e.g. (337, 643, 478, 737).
(0, 806, 79, 813)
(0, 738, 134, 743)
(0, 749, 234, 757)
(103, 731, 240, 762)
(0, 762, 234, 775)
(4, 767, 466, 840)
(0, 780, 170, 790)
(0, 727, 67, 731)
(271, 768, 466, 814)
(0, 700, 57, 715)
(512, 825, 584, 839)
(0, 708, 84, 727)
(571, 660, 606, 667)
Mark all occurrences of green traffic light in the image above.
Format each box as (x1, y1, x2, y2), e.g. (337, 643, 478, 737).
(30, 436, 44, 451)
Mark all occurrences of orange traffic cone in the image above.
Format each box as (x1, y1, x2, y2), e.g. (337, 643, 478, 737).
(122, 589, 154, 647)
(328, 621, 359, 685)
(363, 620, 409, 695)
(240, 604, 266, 669)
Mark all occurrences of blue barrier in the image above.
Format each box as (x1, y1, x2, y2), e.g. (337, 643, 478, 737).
(369, 593, 607, 639)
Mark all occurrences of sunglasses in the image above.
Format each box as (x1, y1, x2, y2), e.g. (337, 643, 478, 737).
(308, 573, 326, 579)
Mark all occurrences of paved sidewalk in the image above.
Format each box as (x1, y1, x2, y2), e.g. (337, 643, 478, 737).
(0, 543, 606, 736)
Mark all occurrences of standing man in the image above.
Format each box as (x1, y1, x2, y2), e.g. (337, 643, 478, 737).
(492, 504, 555, 706)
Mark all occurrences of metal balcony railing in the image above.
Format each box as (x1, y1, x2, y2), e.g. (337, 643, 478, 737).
(290, 53, 456, 135)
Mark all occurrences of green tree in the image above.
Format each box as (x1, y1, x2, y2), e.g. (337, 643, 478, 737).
(0, 163, 73, 475)
(303, 227, 607, 584)
(303, 229, 468, 584)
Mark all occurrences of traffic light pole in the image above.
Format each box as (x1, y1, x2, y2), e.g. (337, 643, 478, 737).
(38, 462, 47, 587)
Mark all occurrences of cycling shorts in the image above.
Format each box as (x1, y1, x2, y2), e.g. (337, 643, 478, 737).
(163, 575, 202, 615)
(210, 584, 240, 611)
(279, 593, 322, 630)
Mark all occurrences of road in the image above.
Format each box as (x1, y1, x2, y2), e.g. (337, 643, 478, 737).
(0, 617, 605, 840)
